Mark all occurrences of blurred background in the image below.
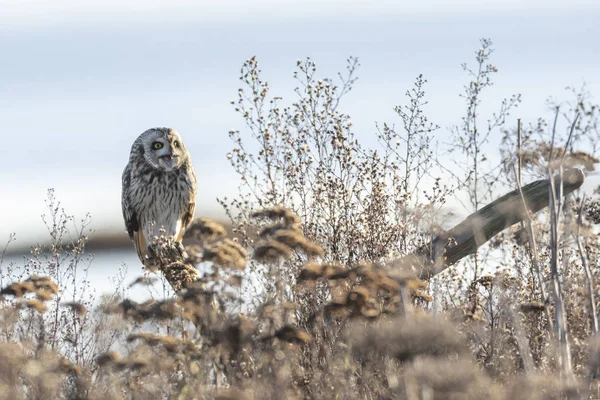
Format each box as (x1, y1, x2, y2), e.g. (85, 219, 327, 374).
(1, 0, 599, 296)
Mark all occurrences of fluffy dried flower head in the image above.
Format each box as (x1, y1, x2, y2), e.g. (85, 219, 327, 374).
(203, 239, 248, 269)
(184, 217, 227, 242)
(108, 298, 181, 322)
(54, 358, 81, 376)
(272, 230, 323, 257)
(584, 198, 600, 224)
(215, 388, 249, 400)
(160, 261, 199, 292)
(273, 325, 312, 344)
(61, 302, 87, 316)
(405, 357, 502, 399)
(96, 351, 121, 367)
(348, 316, 465, 361)
(25, 275, 59, 295)
(253, 241, 293, 263)
(297, 262, 324, 280)
(258, 223, 301, 238)
(20, 299, 48, 313)
(505, 373, 582, 400)
(145, 235, 187, 272)
(127, 333, 184, 353)
(251, 206, 300, 227)
(128, 276, 158, 288)
(0, 281, 36, 298)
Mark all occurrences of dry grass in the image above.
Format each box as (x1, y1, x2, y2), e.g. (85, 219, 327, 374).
(3, 39, 600, 399)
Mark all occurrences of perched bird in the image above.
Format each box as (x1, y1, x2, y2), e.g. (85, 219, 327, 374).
(121, 127, 197, 267)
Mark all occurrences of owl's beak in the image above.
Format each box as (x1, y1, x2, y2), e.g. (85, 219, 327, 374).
(159, 154, 179, 170)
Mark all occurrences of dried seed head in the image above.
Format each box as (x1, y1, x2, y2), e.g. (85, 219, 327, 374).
(55, 358, 81, 376)
(26, 275, 59, 295)
(127, 333, 183, 353)
(272, 230, 323, 257)
(61, 302, 87, 316)
(348, 286, 371, 305)
(21, 299, 48, 313)
(349, 316, 465, 361)
(128, 276, 158, 288)
(35, 290, 54, 301)
(519, 302, 545, 313)
(161, 261, 199, 292)
(251, 206, 300, 227)
(274, 325, 312, 344)
(184, 217, 227, 242)
(298, 263, 324, 281)
(412, 290, 433, 302)
(259, 223, 300, 238)
(203, 239, 248, 269)
(215, 388, 248, 400)
(1, 282, 36, 298)
(97, 351, 121, 367)
(109, 298, 181, 322)
(253, 241, 293, 263)
(226, 275, 243, 287)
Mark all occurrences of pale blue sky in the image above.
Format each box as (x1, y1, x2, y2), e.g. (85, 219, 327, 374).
(1, 0, 599, 246)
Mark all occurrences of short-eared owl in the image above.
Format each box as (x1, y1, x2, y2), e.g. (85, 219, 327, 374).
(121, 127, 197, 266)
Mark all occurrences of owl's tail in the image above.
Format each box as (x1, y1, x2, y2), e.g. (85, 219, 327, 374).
(133, 229, 150, 266)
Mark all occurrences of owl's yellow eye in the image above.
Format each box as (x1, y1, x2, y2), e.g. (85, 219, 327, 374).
(152, 142, 163, 150)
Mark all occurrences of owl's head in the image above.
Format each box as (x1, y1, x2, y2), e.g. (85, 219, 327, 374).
(134, 127, 190, 172)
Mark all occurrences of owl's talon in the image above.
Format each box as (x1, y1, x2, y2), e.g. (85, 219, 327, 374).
(174, 241, 186, 258)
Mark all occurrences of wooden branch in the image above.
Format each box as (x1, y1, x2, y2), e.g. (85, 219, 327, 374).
(391, 168, 585, 280)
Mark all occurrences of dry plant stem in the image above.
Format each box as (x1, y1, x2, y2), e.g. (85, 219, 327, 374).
(548, 169, 574, 379)
(578, 195, 598, 400)
(547, 111, 578, 380)
(514, 121, 551, 321)
(392, 168, 585, 280)
(576, 195, 599, 334)
(513, 164, 553, 331)
(508, 307, 534, 373)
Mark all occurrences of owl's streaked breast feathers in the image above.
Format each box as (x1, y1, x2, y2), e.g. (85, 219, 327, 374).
(121, 127, 197, 267)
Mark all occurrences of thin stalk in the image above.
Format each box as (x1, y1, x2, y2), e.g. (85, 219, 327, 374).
(577, 195, 598, 334)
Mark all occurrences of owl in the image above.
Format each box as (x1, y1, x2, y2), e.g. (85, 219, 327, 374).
(121, 127, 197, 267)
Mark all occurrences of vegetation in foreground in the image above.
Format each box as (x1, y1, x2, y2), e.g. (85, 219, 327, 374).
(2, 39, 600, 399)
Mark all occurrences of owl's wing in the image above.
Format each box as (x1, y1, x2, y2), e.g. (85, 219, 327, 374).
(179, 201, 196, 240)
(121, 164, 139, 240)
(176, 169, 197, 242)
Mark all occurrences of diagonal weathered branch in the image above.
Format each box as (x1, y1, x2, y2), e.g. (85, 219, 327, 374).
(392, 168, 585, 280)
